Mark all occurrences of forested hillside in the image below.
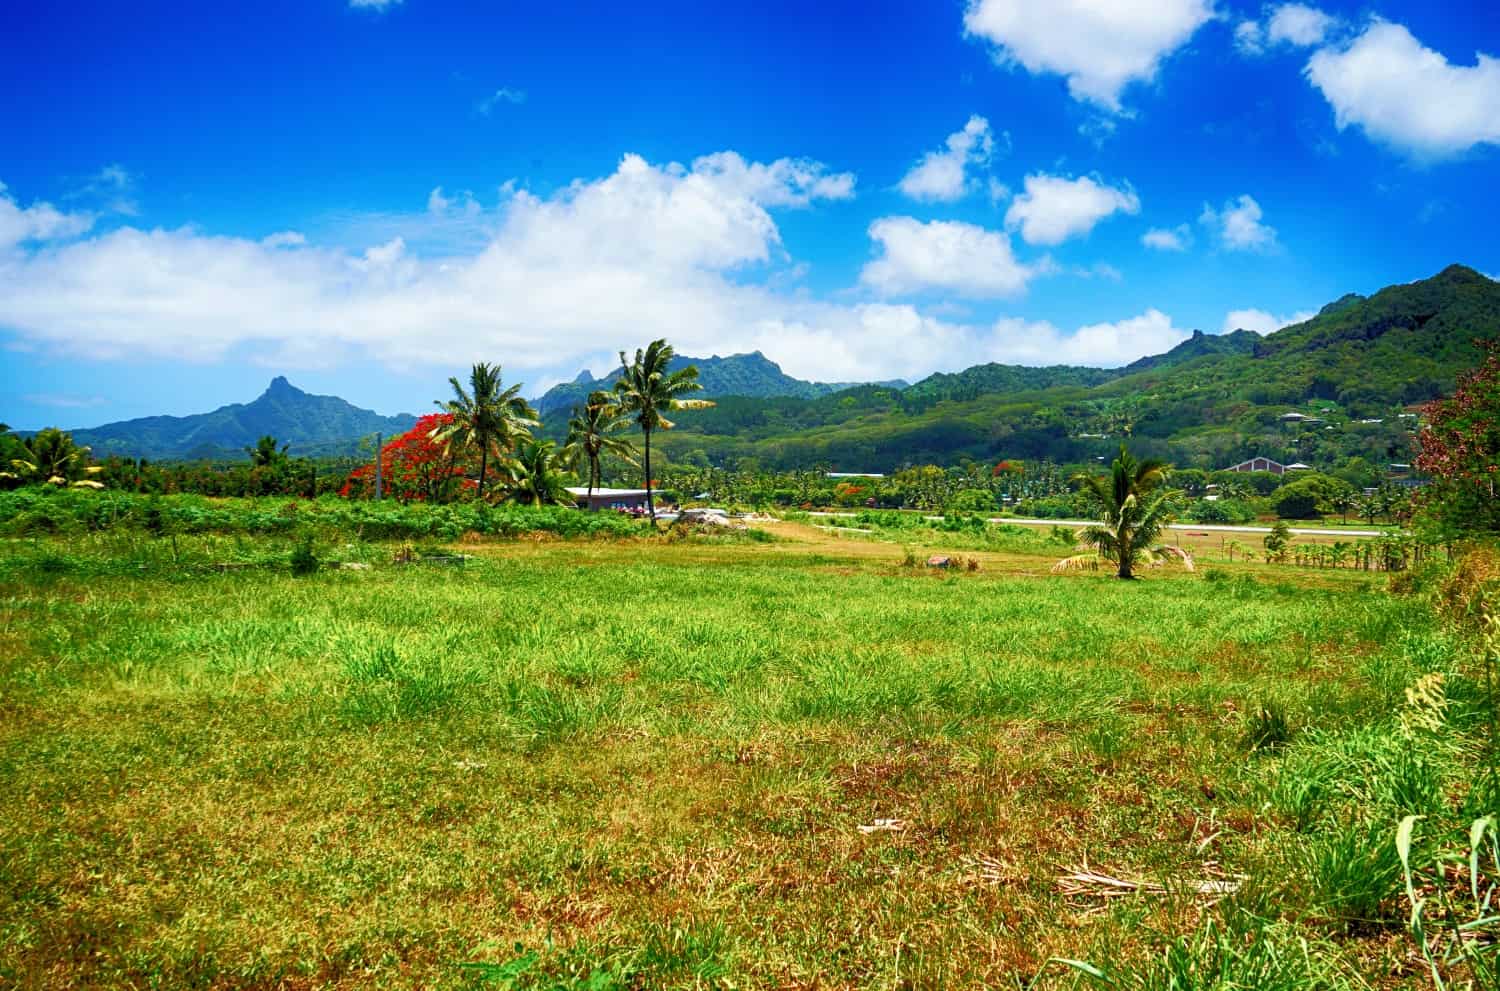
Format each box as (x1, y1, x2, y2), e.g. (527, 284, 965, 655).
(549, 265, 1500, 473)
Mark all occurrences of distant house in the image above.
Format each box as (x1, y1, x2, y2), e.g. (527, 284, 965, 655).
(1279, 412, 1309, 422)
(566, 486, 651, 512)
(1285, 462, 1311, 471)
(1225, 456, 1288, 475)
(826, 472, 885, 479)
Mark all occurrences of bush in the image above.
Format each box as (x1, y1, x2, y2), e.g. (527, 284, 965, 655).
(947, 488, 997, 512)
(0, 490, 645, 542)
(289, 533, 318, 575)
(1187, 498, 1257, 524)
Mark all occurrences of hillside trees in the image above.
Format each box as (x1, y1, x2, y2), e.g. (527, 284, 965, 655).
(1416, 339, 1500, 534)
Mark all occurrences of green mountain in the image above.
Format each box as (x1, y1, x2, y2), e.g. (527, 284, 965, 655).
(70, 377, 417, 460)
(615, 265, 1500, 473)
(534, 350, 906, 416)
(51, 265, 1500, 472)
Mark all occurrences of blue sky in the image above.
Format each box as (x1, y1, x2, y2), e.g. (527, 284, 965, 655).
(2, 0, 1498, 429)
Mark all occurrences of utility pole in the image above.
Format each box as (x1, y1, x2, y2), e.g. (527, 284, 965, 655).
(374, 433, 383, 501)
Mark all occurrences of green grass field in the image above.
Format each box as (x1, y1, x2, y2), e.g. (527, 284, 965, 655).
(0, 520, 1491, 989)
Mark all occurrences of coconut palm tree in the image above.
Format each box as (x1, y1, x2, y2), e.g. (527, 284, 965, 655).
(1054, 444, 1189, 579)
(1, 427, 104, 488)
(431, 362, 538, 501)
(245, 435, 289, 467)
(507, 439, 574, 507)
(614, 339, 714, 519)
(561, 390, 638, 501)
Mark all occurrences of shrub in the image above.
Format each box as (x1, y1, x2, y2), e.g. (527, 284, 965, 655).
(289, 533, 318, 575)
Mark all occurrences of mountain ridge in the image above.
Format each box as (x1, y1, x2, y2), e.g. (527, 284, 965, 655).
(534, 350, 907, 416)
(68, 377, 418, 460)
(34, 264, 1500, 467)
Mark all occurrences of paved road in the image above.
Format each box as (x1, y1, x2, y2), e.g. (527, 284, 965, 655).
(803, 511, 1387, 538)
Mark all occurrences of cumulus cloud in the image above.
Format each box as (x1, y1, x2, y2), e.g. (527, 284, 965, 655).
(0, 183, 94, 249)
(962, 0, 1213, 111)
(1141, 224, 1192, 251)
(1222, 307, 1317, 335)
(860, 217, 1037, 298)
(897, 115, 997, 202)
(1004, 174, 1139, 246)
(1306, 20, 1500, 159)
(1237, 4, 1339, 55)
(983, 309, 1191, 366)
(0, 152, 1187, 384)
(1199, 194, 1277, 251)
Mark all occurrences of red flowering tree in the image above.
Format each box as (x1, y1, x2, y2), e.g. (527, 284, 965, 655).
(1415, 340, 1500, 534)
(340, 413, 473, 503)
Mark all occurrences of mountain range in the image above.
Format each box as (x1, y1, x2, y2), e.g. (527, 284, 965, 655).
(67, 377, 419, 460)
(534, 351, 906, 417)
(32, 264, 1500, 468)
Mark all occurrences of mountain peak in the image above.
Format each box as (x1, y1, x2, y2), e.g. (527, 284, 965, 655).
(263, 375, 302, 398)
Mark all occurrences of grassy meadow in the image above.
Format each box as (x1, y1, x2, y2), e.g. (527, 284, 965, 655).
(1, 515, 1494, 989)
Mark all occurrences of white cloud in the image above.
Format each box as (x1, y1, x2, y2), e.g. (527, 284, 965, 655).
(1234, 20, 1267, 56)
(0, 183, 94, 249)
(897, 115, 996, 202)
(859, 217, 1037, 298)
(0, 153, 1186, 385)
(1222, 307, 1317, 335)
(67, 164, 139, 217)
(1268, 4, 1337, 47)
(962, 0, 1214, 111)
(476, 88, 526, 115)
(690, 151, 856, 207)
(1238, 4, 1339, 56)
(1199, 194, 1277, 251)
(984, 309, 1191, 366)
(349, 0, 401, 8)
(1306, 20, 1500, 159)
(1141, 224, 1192, 251)
(1004, 174, 1139, 246)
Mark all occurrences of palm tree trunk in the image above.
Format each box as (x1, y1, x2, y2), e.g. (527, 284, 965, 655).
(643, 427, 654, 520)
(477, 445, 489, 501)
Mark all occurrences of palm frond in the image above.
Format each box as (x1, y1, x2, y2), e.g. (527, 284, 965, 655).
(1052, 554, 1102, 574)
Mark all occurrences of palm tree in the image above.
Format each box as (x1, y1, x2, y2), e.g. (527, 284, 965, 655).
(507, 439, 574, 506)
(1054, 444, 1188, 579)
(431, 363, 538, 501)
(2, 427, 104, 488)
(613, 339, 714, 519)
(245, 435, 288, 467)
(561, 390, 638, 501)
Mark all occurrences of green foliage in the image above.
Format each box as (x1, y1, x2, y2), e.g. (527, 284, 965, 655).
(0, 489, 643, 541)
(1264, 520, 1293, 561)
(288, 532, 318, 575)
(1069, 444, 1180, 579)
(1273, 474, 1355, 520)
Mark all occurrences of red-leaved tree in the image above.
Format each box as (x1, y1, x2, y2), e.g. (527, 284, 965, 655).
(1415, 339, 1500, 534)
(340, 413, 474, 503)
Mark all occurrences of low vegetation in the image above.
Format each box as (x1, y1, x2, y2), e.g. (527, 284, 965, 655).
(1, 507, 1495, 988)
